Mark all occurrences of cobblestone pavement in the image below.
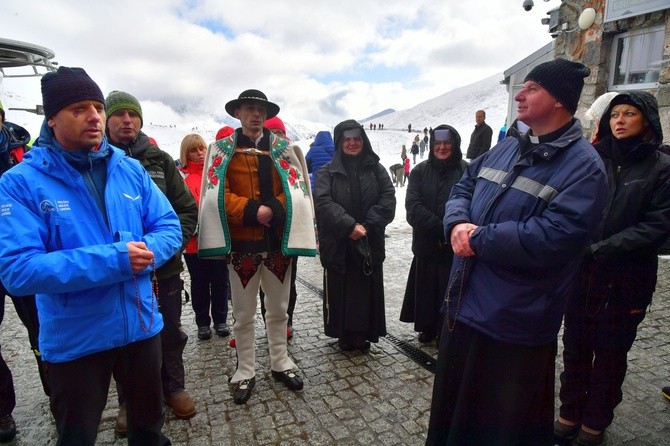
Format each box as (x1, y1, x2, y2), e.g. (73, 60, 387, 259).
(1, 256, 669, 445)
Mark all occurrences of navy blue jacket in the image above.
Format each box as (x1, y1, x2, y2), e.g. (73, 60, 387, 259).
(443, 119, 608, 346)
(305, 131, 335, 192)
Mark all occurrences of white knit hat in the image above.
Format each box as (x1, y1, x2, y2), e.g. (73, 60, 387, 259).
(586, 92, 619, 123)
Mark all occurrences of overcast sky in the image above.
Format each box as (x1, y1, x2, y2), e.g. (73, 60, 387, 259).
(1, 0, 558, 126)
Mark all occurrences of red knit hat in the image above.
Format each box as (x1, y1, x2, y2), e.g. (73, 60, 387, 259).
(215, 126, 235, 140)
(264, 116, 286, 134)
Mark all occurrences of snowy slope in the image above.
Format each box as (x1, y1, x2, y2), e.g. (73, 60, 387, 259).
(2, 73, 507, 163)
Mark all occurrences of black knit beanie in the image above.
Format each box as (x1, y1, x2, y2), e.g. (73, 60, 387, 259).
(525, 58, 591, 114)
(41, 67, 105, 119)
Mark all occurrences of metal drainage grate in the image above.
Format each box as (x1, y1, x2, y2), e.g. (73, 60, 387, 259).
(296, 276, 324, 298)
(383, 333, 436, 374)
(296, 275, 437, 374)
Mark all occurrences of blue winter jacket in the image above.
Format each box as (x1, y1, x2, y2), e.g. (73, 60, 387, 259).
(443, 119, 608, 346)
(305, 131, 335, 192)
(0, 122, 182, 363)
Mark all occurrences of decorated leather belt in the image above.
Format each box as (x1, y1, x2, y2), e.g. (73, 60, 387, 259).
(234, 148, 270, 155)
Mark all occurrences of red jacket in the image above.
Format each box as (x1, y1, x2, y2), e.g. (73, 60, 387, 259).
(180, 161, 204, 254)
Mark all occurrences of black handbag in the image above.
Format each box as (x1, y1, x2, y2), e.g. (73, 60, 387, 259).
(348, 236, 373, 276)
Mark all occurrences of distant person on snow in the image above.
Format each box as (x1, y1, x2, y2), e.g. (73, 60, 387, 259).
(403, 155, 410, 185)
(411, 141, 419, 164)
(389, 163, 404, 187)
(105, 90, 198, 430)
(0, 66, 181, 445)
(466, 109, 493, 160)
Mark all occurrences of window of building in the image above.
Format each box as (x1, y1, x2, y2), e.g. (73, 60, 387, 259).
(609, 25, 664, 91)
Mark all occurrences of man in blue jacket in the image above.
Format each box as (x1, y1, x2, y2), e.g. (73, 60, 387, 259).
(0, 67, 181, 445)
(426, 59, 609, 446)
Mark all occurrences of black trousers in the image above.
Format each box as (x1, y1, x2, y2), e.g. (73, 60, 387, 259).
(116, 274, 187, 401)
(559, 286, 646, 431)
(0, 285, 49, 417)
(260, 256, 298, 326)
(183, 253, 229, 327)
(426, 321, 556, 446)
(47, 334, 170, 446)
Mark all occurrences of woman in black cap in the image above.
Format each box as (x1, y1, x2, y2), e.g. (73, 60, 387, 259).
(555, 91, 670, 446)
(314, 120, 395, 351)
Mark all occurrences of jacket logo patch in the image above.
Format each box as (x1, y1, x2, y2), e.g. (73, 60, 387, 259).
(39, 200, 55, 213)
(123, 193, 141, 201)
(57, 200, 71, 212)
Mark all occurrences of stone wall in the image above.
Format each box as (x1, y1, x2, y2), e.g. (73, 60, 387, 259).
(552, 0, 670, 143)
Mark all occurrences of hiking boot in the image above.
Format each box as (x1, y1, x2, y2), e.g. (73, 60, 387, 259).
(197, 326, 212, 340)
(214, 323, 230, 337)
(115, 404, 127, 437)
(0, 414, 16, 442)
(164, 390, 196, 420)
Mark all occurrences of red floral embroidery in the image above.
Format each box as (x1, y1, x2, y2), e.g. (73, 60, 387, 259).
(230, 252, 263, 288)
(263, 251, 291, 283)
(279, 159, 290, 169)
(210, 175, 218, 186)
(289, 168, 298, 178)
(212, 156, 223, 167)
(288, 177, 296, 186)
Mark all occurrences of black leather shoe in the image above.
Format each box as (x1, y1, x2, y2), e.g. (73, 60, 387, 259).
(577, 428, 604, 446)
(338, 339, 356, 351)
(0, 414, 16, 442)
(353, 339, 370, 350)
(214, 323, 230, 337)
(232, 377, 255, 404)
(418, 332, 437, 343)
(271, 369, 304, 391)
(553, 419, 579, 441)
(197, 326, 212, 340)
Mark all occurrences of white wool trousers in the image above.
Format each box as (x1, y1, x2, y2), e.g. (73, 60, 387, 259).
(228, 255, 296, 383)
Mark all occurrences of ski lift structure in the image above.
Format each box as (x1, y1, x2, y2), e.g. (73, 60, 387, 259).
(0, 37, 57, 115)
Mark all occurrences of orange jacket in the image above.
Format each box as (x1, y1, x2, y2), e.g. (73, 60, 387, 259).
(224, 147, 286, 252)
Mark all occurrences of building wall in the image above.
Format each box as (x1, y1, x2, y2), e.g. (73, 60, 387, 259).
(552, 0, 670, 143)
